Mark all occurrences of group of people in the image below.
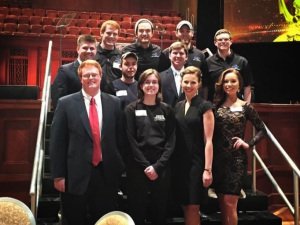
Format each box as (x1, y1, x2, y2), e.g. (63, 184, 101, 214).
(49, 18, 267, 225)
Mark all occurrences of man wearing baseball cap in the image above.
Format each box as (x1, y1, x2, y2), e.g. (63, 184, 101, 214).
(112, 52, 138, 110)
(163, 20, 209, 99)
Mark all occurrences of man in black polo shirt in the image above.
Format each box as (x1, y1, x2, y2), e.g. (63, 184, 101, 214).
(206, 29, 253, 102)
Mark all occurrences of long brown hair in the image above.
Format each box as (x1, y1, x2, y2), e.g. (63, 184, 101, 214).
(214, 68, 243, 106)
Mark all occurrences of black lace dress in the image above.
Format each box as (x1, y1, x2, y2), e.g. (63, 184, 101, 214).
(213, 103, 266, 195)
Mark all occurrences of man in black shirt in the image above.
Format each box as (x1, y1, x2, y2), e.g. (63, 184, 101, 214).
(122, 18, 170, 80)
(112, 52, 138, 110)
(206, 29, 253, 102)
(95, 20, 122, 94)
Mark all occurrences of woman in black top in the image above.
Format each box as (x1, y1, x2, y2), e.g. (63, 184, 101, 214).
(172, 66, 214, 225)
(124, 68, 176, 225)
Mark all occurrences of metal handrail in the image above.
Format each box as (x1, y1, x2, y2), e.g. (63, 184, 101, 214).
(29, 40, 53, 217)
(252, 123, 300, 225)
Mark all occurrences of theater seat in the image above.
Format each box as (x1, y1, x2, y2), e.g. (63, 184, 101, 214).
(30, 15, 42, 25)
(3, 23, 17, 34)
(9, 7, 21, 16)
(0, 6, 8, 15)
(29, 24, 43, 36)
(90, 12, 100, 20)
(15, 23, 30, 35)
(18, 15, 30, 24)
(0, 85, 39, 100)
(80, 26, 91, 35)
(4, 14, 18, 23)
(90, 27, 100, 36)
(21, 8, 33, 16)
(87, 19, 98, 28)
(33, 8, 45, 17)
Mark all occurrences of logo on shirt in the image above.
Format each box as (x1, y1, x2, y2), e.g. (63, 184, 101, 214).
(154, 115, 165, 121)
(231, 64, 241, 71)
(151, 53, 160, 58)
(193, 56, 201, 62)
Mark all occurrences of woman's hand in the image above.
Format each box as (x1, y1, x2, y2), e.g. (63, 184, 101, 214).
(203, 170, 213, 188)
(232, 137, 249, 150)
(144, 166, 158, 181)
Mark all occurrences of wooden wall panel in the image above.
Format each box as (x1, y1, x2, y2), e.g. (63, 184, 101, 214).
(0, 100, 40, 205)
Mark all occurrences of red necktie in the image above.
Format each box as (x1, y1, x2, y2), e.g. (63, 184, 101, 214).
(89, 97, 102, 166)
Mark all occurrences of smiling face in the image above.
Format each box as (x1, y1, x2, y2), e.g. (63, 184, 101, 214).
(222, 72, 240, 97)
(169, 47, 187, 70)
(140, 74, 159, 96)
(176, 25, 194, 46)
(136, 22, 153, 46)
(181, 73, 200, 99)
(80, 65, 102, 96)
(214, 32, 232, 52)
(77, 42, 97, 62)
(100, 24, 119, 49)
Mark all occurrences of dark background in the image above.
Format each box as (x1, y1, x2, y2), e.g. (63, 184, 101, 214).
(197, 0, 299, 103)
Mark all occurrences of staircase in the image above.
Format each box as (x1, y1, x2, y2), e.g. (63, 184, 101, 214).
(36, 111, 282, 225)
(36, 111, 60, 225)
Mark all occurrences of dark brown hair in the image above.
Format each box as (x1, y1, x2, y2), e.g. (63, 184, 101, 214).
(137, 68, 162, 103)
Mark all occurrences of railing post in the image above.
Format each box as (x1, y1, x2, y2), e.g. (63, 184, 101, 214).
(252, 127, 257, 193)
(294, 172, 299, 225)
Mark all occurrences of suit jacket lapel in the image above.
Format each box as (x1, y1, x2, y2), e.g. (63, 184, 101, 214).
(77, 91, 93, 139)
(100, 93, 109, 141)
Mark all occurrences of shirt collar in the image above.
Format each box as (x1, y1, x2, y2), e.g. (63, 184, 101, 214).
(171, 65, 184, 76)
(82, 89, 101, 103)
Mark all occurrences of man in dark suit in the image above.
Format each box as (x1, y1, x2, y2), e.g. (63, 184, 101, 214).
(51, 34, 97, 109)
(161, 41, 187, 107)
(49, 60, 125, 225)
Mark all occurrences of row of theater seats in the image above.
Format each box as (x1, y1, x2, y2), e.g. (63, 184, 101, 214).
(0, 14, 179, 30)
(0, 6, 181, 42)
(0, 22, 178, 41)
(0, 6, 182, 24)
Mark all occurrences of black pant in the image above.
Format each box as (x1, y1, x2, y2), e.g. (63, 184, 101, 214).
(127, 165, 171, 225)
(60, 165, 119, 225)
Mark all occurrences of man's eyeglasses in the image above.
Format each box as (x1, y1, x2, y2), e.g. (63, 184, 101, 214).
(216, 38, 231, 42)
(81, 73, 99, 79)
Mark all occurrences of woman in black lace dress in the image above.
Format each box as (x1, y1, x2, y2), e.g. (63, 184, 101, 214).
(213, 68, 266, 225)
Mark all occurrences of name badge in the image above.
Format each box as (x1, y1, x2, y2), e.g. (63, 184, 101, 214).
(116, 90, 128, 96)
(135, 110, 147, 116)
(113, 60, 121, 69)
(154, 115, 165, 121)
(230, 106, 243, 112)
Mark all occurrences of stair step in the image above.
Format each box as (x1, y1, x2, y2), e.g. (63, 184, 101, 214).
(200, 211, 281, 225)
(201, 189, 269, 214)
(42, 177, 59, 197)
(37, 196, 60, 223)
(44, 155, 51, 174)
